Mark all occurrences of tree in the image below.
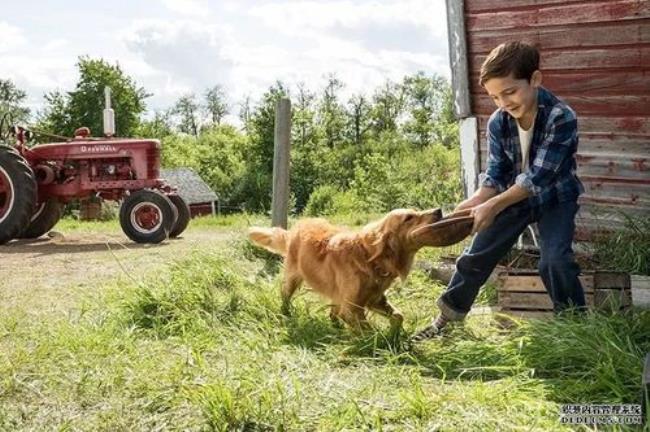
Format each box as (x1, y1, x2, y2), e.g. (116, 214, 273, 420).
(172, 94, 200, 136)
(0, 79, 30, 125)
(204, 85, 228, 126)
(135, 111, 173, 140)
(370, 80, 406, 135)
(238, 95, 252, 134)
(230, 81, 289, 211)
(403, 72, 454, 147)
(346, 94, 372, 146)
(317, 75, 346, 148)
(292, 82, 317, 148)
(39, 57, 149, 137)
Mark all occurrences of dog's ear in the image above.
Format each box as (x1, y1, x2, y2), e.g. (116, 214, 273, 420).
(362, 229, 386, 262)
(409, 214, 474, 248)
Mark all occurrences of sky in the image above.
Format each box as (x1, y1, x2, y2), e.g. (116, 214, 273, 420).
(0, 0, 451, 121)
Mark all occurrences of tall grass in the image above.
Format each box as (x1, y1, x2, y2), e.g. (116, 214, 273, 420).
(590, 213, 650, 275)
(1, 231, 649, 430)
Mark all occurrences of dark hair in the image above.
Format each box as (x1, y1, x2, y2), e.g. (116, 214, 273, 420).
(479, 41, 540, 86)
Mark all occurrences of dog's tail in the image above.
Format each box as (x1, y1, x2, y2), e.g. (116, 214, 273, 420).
(248, 227, 288, 256)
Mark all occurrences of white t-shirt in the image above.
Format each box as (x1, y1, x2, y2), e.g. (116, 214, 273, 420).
(517, 121, 534, 171)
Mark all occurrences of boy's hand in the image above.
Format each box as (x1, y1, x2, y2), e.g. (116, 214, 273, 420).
(454, 187, 498, 213)
(470, 201, 499, 234)
(454, 198, 479, 213)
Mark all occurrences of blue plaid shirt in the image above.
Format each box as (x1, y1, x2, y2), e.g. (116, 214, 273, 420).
(480, 86, 584, 208)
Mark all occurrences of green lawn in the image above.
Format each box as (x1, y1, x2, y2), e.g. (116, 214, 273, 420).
(1, 216, 648, 431)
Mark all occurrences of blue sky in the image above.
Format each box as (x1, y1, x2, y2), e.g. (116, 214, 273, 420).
(1, 0, 450, 120)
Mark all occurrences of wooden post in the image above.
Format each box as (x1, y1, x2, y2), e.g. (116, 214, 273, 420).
(445, 0, 471, 119)
(272, 98, 291, 228)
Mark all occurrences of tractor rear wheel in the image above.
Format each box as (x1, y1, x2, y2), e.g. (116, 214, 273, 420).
(169, 194, 190, 238)
(120, 189, 175, 244)
(0, 145, 36, 244)
(20, 198, 64, 239)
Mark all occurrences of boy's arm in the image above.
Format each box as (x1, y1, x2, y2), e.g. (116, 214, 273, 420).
(456, 112, 512, 212)
(472, 106, 578, 233)
(481, 113, 513, 194)
(471, 184, 530, 233)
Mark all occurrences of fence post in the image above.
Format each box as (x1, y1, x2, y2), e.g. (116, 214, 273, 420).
(272, 98, 291, 228)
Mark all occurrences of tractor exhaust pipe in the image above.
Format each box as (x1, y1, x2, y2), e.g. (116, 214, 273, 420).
(103, 87, 115, 137)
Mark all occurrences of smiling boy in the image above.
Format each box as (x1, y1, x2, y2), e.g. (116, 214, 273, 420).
(413, 41, 586, 340)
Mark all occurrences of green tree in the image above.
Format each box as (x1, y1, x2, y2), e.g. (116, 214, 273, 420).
(346, 94, 372, 146)
(172, 94, 200, 136)
(403, 72, 457, 148)
(162, 124, 247, 208)
(39, 57, 149, 137)
(238, 95, 252, 135)
(230, 81, 289, 211)
(290, 83, 320, 211)
(292, 82, 317, 148)
(0, 79, 30, 125)
(370, 80, 406, 135)
(204, 85, 228, 126)
(317, 75, 346, 148)
(135, 111, 173, 140)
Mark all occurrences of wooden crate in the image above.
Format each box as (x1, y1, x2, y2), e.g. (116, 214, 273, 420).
(631, 275, 650, 309)
(80, 200, 102, 220)
(497, 269, 631, 318)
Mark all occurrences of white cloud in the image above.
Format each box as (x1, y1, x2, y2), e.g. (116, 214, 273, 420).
(0, 22, 27, 53)
(161, 0, 210, 17)
(121, 19, 235, 109)
(247, 0, 446, 38)
(1, 0, 451, 118)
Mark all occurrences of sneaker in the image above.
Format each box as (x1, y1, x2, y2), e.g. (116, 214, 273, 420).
(411, 321, 445, 342)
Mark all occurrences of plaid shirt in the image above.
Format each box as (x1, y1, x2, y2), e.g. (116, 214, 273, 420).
(480, 86, 584, 208)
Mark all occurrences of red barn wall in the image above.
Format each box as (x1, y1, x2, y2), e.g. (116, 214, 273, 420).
(463, 0, 649, 239)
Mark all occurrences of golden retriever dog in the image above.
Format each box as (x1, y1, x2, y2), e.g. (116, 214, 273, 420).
(248, 208, 473, 331)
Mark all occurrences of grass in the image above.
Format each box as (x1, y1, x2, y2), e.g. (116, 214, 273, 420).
(589, 213, 650, 276)
(1, 216, 649, 430)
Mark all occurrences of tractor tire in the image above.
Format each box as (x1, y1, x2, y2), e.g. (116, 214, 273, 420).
(119, 189, 175, 244)
(0, 145, 36, 244)
(169, 194, 190, 238)
(19, 198, 64, 239)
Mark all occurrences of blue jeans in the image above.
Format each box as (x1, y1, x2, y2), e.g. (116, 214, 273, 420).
(437, 200, 586, 320)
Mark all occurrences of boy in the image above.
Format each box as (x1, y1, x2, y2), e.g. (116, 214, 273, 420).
(413, 41, 586, 341)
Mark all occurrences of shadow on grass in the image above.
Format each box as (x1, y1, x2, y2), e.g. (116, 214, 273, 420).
(404, 309, 650, 405)
(281, 310, 345, 350)
(297, 307, 650, 409)
(1, 237, 163, 256)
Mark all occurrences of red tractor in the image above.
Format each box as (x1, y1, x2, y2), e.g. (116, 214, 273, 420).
(0, 88, 190, 245)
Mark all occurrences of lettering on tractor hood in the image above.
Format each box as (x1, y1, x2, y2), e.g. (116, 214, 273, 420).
(80, 145, 118, 153)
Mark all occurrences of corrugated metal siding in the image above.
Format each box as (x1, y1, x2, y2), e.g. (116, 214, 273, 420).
(464, 0, 650, 239)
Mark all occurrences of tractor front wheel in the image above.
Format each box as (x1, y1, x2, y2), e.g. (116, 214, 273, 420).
(20, 198, 64, 239)
(120, 190, 175, 244)
(0, 145, 36, 244)
(169, 194, 190, 238)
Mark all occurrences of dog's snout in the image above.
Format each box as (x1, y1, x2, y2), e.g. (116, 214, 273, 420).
(421, 208, 443, 222)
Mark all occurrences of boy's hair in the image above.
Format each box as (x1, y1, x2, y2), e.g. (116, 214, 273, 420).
(479, 41, 540, 86)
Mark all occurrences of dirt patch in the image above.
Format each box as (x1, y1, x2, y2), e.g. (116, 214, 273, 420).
(0, 228, 237, 316)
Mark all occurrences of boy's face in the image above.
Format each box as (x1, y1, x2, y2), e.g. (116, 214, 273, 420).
(483, 71, 541, 122)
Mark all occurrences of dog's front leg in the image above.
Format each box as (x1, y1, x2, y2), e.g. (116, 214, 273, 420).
(368, 295, 404, 333)
(281, 276, 302, 315)
(329, 305, 344, 328)
(338, 304, 371, 333)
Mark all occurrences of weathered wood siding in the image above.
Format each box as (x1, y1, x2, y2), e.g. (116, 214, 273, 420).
(462, 0, 649, 239)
